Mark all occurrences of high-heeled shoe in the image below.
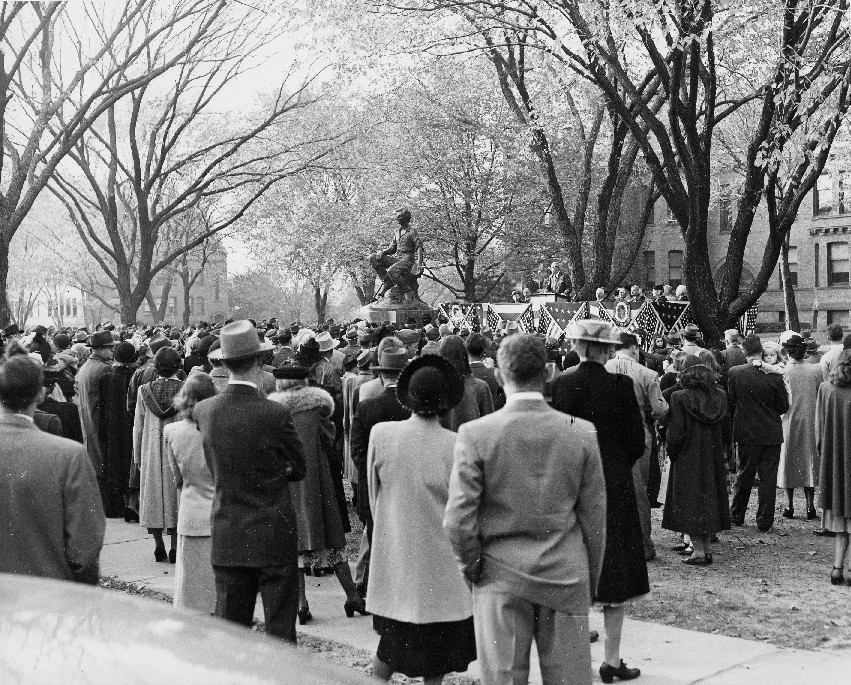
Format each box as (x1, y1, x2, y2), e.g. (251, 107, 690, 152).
(124, 508, 139, 523)
(599, 660, 641, 683)
(831, 566, 845, 585)
(168, 549, 176, 564)
(154, 548, 168, 563)
(298, 607, 312, 625)
(782, 507, 794, 519)
(806, 507, 818, 520)
(344, 599, 370, 618)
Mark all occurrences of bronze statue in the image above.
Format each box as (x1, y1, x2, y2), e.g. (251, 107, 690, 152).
(370, 208, 424, 302)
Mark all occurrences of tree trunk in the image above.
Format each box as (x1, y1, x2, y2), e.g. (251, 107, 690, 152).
(182, 277, 191, 326)
(780, 231, 800, 331)
(0, 234, 12, 327)
(314, 285, 327, 325)
(117, 286, 145, 326)
(683, 214, 723, 346)
(464, 257, 477, 302)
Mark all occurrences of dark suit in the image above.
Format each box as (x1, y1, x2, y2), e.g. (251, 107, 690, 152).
(470, 361, 505, 409)
(195, 382, 306, 642)
(547, 271, 570, 295)
(350, 384, 410, 590)
(39, 397, 83, 443)
(34, 409, 62, 436)
(552, 362, 650, 603)
(727, 364, 790, 529)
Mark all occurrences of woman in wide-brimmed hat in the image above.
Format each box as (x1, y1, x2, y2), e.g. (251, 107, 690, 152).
(367, 355, 477, 684)
(268, 363, 364, 624)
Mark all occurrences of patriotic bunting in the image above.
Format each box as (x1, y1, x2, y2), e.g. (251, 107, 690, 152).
(518, 305, 535, 333)
(738, 304, 758, 337)
(438, 303, 480, 331)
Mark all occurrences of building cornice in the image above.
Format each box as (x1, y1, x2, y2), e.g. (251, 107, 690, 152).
(809, 224, 851, 236)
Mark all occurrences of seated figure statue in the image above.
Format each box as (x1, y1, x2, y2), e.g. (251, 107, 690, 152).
(370, 208, 424, 303)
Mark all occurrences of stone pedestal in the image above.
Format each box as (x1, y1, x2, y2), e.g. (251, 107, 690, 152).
(359, 287, 434, 326)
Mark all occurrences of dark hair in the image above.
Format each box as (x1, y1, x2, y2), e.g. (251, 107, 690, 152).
(827, 323, 844, 343)
(154, 347, 182, 377)
(497, 334, 547, 384)
(843, 333, 851, 350)
(222, 355, 261, 374)
(829, 349, 851, 387)
(742, 334, 763, 357)
(53, 333, 71, 350)
(0, 355, 43, 411)
(466, 332, 488, 357)
(174, 372, 216, 421)
(619, 332, 639, 350)
(785, 340, 808, 361)
(278, 330, 292, 345)
(679, 355, 718, 391)
(438, 335, 471, 375)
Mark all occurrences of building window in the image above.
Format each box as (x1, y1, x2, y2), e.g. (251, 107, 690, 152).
(779, 246, 798, 288)
(719, 184, 732, 233)
(827, 310, 849, 328)
(71, 298, 77, 316)
(827, 242, 849, 285)
(168, 297, 176, 317)
(815, 243, 820, 287)
(668, 250, 683, 287)
(214, 278, 221, 302)
(188, 296, 194, 314)
(814, 174, 833, 216)
(197, 296, 205, 315)
(840, 172, 847, 214)
(667, 206, 677, 223)
(643, 251, 656, 290)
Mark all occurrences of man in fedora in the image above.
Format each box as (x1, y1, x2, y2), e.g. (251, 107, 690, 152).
(350, 347, 411, 592)
(314, 331, 343, 388)
(680, 324, 703, 356)
(75, 330, 119, 499)
(194, 320, 307, 643)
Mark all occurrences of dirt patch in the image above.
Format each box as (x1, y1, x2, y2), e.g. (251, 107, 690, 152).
(634, 489, 851, 651)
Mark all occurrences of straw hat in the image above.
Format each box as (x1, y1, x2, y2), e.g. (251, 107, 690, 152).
(565, 319, 622, 345)
(315, 331, 340, 352)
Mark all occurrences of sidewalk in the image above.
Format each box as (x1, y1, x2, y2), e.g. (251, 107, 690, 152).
(101, 520, 848, 684)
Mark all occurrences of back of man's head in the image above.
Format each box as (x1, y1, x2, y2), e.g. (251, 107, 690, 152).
(497, 334, 546, 387)
(619, 332, 639, 350)
(843, 333, 851, 350)
(0, 356, 43, 412)
(742, 334, 763, 357)
(827, 323, 844, 343)
(466, 332, 488, 357)
(376, 336, 403, 358)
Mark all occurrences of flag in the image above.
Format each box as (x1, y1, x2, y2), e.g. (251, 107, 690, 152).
(629, 302, 664, 349)
(668, 303, 696, 334)
(540, 302, 587, 337)
(485, 304, 502, 332)
(653, 301, 689, 330)
(518, 305, 535, 333)
(738, 304, 758, 336)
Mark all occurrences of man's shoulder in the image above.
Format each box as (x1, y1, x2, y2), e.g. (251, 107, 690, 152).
(1, 421, 86, 457)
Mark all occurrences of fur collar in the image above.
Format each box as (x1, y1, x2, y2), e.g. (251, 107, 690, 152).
(269, 386, 334, 416)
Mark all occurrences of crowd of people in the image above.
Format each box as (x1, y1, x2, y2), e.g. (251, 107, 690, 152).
(1, 311, 851, 684)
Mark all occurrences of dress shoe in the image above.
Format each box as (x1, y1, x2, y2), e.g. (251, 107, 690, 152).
(682, 555, 712, 566)
(831, 566, 845, 585)
(168, 549, 176, 564)
(298, 607, 313, 625)
(589, 630, 599, 643)
(599, 660, 641, 683)
(124, 507, 140, 523)
(814, 528, 836, 537)
(671, 543, 690, 552)
(344, 599, 370, 618)
(806, 507, 818, 520)
(649, 500, 662, 509)
(782, 507, 794, 519)
(154, 548, 168, 563)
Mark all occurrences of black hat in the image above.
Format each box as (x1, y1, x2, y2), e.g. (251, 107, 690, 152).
(294, 338, 322, 366)
(3, 324, 21, 337)
(272, 364, 311, 380)
(88, 331, 118, 348)
(682, 324, 700, 341)
(396, 355, 464, 414)
(114, 341, 137, 364)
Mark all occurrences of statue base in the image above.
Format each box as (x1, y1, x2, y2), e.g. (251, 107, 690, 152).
(360, 287, 433, 326)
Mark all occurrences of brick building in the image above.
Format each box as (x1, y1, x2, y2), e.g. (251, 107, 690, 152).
(634, 169, 851, 334)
